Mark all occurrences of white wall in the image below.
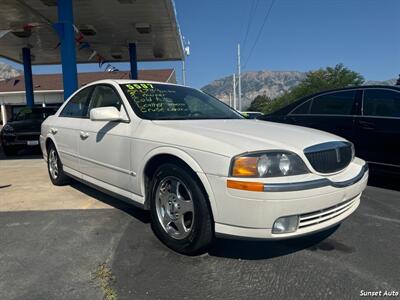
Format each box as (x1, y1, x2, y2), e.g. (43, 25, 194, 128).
(0, 91, 64, 106)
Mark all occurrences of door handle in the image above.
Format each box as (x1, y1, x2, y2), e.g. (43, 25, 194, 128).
(359, 120, 375, 130)
(50, 128, 58, 134)
(80, 131, 89, 140)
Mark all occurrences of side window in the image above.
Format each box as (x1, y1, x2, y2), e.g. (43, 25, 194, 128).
(59, 87, 92, 118)
(310, 90, 356, 115)
(291, 100, 311, 115)
(363, 89, 400, 118)
(89, 85, 122, 112)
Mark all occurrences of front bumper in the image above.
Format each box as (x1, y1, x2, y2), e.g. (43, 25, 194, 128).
(1, 132, 40, 147)
(207, 158, 368, 239)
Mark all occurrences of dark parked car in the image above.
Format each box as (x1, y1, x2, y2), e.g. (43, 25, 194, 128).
(0, 107, 58, 156)
(240, 111, 264, 119)
(258, 85, 400, 173)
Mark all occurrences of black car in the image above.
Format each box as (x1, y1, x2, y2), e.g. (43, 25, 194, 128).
(240, 111, 264, 119)
(258, 85, 400, 173)
(0, 107, 58, 156)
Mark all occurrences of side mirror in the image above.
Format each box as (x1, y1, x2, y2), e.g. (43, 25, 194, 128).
(90, 106, 123, 122)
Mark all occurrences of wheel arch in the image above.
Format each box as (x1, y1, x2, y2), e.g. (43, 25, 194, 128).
(44, 135, 59, 159)
(140, 147, 218, 219)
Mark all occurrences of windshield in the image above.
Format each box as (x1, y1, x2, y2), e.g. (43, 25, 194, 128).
(13, 108, 56, 121)
(120, 83, 243, 120)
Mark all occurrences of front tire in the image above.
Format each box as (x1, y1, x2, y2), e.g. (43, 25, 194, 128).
(47, 143, 70, 186)
(149, 163, 214, 255)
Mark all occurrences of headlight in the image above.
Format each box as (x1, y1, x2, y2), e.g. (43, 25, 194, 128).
(2, 124, 14, 132)
(230, 151, 309, 177)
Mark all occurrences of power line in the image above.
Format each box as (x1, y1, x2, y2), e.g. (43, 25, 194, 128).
(241, 0, 259, 56)
(243, 0, 276, 70)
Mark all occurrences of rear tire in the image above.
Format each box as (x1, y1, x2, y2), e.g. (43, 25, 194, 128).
(149, 163, 214, 255)
(2, 145, 18, 156)
(47, 143, 70, 186)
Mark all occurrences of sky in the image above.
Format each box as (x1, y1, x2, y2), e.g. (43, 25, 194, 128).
(1, 0, 399, 88)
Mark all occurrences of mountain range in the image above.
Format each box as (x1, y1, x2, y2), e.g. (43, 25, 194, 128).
(202, 71, 397, 110)
(0, 62, 21, 80)
(0, 62, 396, 108)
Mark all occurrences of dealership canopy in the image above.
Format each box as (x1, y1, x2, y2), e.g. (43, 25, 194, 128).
(0, 0, 184, 105)
(0, 0, 184, 64)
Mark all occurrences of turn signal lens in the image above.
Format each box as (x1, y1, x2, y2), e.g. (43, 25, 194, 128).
(231, 157, 258, 177)
(227, 180, 264, 192)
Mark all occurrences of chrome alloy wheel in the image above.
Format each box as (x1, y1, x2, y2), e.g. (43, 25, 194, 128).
(155, 176, 195, 240)
(48, 149, 59, 179)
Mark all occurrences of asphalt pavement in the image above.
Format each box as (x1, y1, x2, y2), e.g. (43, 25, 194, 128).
(0, 150, 399, 300)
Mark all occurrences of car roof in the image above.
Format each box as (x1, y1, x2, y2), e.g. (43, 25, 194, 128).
(270, 85, 400, 115)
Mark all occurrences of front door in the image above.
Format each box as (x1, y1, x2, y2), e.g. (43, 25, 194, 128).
(77, 84, 134, 192)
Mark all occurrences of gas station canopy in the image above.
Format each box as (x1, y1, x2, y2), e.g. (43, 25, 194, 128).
(0, 0, 184, 65)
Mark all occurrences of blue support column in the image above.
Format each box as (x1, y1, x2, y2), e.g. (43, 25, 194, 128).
(129, 43, 138, 79)
(56, 0, 78, 100)
(22, 47, 34, 107)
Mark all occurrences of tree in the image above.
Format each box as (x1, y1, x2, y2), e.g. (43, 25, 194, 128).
(248, 95, 272, 112)
(254, 64, 365, 114)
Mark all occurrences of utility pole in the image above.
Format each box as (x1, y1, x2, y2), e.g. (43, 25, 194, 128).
(182, 60, 186, 86)
(182, 37, 190, 86)
(233, 73, 237, 110)
(237, 43, 242, 111)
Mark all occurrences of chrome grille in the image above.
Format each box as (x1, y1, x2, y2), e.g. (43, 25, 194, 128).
(299, 196, 357, 229)
(304, 141, 353, 173)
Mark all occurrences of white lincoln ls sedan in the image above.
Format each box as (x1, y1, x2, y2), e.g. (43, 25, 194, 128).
(40, 80, 368, 254)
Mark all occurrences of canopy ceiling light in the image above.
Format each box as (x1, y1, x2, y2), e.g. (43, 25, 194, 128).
(12, 28, 31, 38)
(135, 23, 152, 34)
(153, 46, 164, 58)
(78, 24, 97, 36)
(39, 0, 57, 6)
(111, 51, 123, 59)
(117, 0, 135, 3)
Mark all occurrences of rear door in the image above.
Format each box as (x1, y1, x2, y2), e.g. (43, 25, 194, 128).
(53, 86, 92, 174)
(286, 89, 360, 142)
(355, 88, 400, 167)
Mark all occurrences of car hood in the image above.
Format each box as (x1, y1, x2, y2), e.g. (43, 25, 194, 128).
(3, 119, 42, 133)
(145, 119, 346, 157)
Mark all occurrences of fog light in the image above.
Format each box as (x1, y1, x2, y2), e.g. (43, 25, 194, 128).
(272, 216, 299, 234)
